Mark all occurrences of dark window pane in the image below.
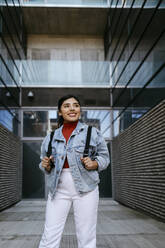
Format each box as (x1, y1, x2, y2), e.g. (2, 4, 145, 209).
(23, 111, 50, 137)
(22, 142, 45, 198)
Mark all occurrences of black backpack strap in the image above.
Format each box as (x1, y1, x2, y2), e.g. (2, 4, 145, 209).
(47, 131, 55, 158)
(83, 126, 92, 157)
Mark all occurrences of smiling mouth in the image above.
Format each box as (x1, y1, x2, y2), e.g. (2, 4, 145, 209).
(68, 113, 77, 117)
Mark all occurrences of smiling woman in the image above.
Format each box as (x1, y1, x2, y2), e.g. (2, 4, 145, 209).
(58, 95, 81, 125)
(38, 94, 110, 248)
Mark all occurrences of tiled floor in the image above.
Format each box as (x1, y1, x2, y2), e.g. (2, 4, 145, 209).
(0, 199, 165, 248)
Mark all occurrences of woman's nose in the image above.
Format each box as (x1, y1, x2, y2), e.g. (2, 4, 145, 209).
(70, 105, 75, 110)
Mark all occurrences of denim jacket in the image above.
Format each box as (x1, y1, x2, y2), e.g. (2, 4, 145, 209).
(39, 121, 110, 199)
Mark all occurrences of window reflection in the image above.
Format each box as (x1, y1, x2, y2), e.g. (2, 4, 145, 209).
(82, 110, 110, 138)
(113, 109, 148, 136)
(23, 111, 50, 137)
(23, 110, 111, 138)
(0, 109, 19, 135)
(0, 0, 26, 136)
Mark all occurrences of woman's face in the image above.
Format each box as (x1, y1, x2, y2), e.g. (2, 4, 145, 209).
(59, 97, 81, 123)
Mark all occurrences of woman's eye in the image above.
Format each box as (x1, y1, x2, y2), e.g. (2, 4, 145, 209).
(62, 103, 80, 108)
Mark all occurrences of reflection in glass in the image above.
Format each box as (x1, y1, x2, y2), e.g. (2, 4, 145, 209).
(113, 110, 120, 137)
(49, 110, 58, 131)
(0, 109, 19, 135)
(82, 110, 110, 138)
(0, 0, 26, 137)
(0, 58, 18, 86)
(23, 111, 49, 137)
(113, 109, 148, 136)
(109, 0, 164, 8)
(23, 110, 111, 138)
(23, 110, 58, 137)
(147, 64, 165, 88)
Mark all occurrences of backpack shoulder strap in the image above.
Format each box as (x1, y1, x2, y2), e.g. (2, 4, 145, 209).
(83, 126, 92, 157)
(47, 130, 55, 157)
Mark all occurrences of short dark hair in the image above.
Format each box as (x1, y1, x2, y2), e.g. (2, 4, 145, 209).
(57, 95, 81, 127)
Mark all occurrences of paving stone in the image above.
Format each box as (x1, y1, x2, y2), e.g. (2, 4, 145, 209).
(0, 199, 165, 248)
(0, 212, 45, 221)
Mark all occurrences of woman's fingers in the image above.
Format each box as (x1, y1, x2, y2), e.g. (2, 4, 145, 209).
(42, 156, 52, 169)
(81, 157, 93, 169)
(81, 157, 90, 163)
(80, 157, 98, 170)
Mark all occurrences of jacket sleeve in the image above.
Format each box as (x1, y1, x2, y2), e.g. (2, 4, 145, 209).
(94, 129, 110, 172)
(39, 133, 51, 175)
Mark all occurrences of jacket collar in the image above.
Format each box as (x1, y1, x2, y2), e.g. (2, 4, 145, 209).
(53, 121, 87, 141)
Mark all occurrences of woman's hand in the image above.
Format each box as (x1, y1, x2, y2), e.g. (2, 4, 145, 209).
(80, 157, 98, 170)
(41, 156, 54, 173)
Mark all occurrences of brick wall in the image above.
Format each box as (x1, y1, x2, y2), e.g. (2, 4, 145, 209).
(0, 124, 22, 211)
(111, 100, 165, 221)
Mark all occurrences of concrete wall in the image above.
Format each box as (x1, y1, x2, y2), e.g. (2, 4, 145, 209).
(111, 100, 165, 221)
(27, 35, 104, 60)
(0, 124, 22, 211)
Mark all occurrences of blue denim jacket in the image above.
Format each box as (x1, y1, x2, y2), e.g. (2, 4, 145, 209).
(39, 121, 110, 199)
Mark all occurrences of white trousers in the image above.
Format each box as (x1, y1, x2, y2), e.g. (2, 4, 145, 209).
(39, 168, 99, 248)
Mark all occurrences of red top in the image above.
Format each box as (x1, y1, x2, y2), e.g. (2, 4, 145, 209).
(62, 121, 78, 168)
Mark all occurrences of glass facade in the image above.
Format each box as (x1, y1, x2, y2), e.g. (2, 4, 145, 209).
(113, 108, 148, 136)
(0, 109, 19, 134)
(0, 0, 24, 133)
(23, 109, 110, 139)
(23, 111, 50, 137)
(104, 0, 165, 135)
(0, 0, 38, 134)
(109, 0, 165, 8)
(1, 4, 164, 133)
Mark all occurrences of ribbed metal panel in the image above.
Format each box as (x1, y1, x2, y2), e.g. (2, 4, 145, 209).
(0, 125, 22, 211)
(111, 100, 165, 221)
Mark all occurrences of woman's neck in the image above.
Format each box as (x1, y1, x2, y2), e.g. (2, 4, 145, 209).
(63, 120, 78, 127)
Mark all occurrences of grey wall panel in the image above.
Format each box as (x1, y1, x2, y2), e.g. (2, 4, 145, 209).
(111, 100, 165, 221)
(0, 124, 22, 211)
(22, 7, 108, 35)
(22, 87, 110, 107)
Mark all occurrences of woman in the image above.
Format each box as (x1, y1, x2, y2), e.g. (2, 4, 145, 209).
(38, 95, 110, 248)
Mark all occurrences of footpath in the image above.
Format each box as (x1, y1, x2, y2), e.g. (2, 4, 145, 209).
(0, 199, 165, 248)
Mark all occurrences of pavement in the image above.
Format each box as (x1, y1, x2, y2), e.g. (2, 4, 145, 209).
(0, 199, 165, 248)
